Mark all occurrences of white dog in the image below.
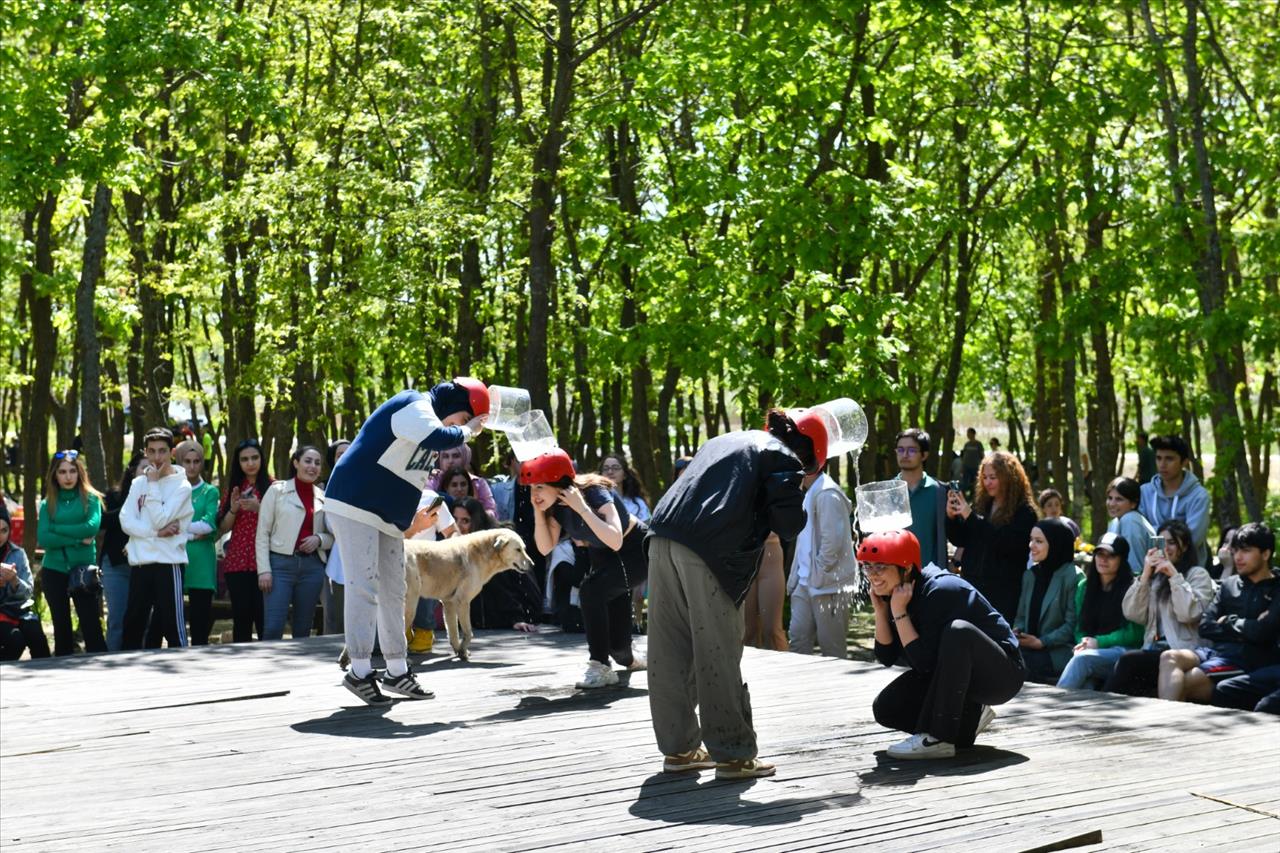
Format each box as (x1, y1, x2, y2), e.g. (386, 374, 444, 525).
(403, 528, 534, 661)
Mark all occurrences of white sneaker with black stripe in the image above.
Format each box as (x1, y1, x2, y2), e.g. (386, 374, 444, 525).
(380, 669, 435, 700)
(343, 671, 393, 707)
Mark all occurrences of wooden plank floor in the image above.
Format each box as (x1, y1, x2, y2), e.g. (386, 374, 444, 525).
(2, 630, 1277, 852)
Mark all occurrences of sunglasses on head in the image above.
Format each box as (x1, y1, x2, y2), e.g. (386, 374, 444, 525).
(53, 450, 79, 461)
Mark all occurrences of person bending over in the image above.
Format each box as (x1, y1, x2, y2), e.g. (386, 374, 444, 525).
(325, 380, 488, 706)
(868, 529, 1026, 760)
(646, 408, 818, 780)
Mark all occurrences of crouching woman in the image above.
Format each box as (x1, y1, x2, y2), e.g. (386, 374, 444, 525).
(867, 530, 1026, 760)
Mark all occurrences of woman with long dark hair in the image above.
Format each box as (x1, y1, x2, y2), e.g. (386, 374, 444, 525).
(257, 445, 332, 640)
(525, 449, 646, 688)
(1104, 518, 1215, 697)
(600, 452, 652, 634)
(459, 498, 541, 632)
(217, 438, 272, 642)
(36, 450, 106, 655)
(945, 451, 1040, 622)
(1056, 532, 1143, 690)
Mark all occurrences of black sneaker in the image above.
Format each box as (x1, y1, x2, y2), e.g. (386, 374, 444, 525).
(380, 669, 435, 700)
(343, 671, 393, 707)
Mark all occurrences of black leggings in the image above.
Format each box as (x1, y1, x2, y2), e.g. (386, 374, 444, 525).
(1103, 648, 1162, 697)
(579, 524, 648, 665)
(0, 619, 52, 660)
(873, 619, 1026, 746)
(225, 571, 263, 643)
(42, 568, 107, 656)
(187, 589, 214, 646)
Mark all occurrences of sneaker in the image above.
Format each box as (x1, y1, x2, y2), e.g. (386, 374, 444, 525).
(623, 652, 647, 672)
(663, 747, 717, 773)
(343, 671, 393, 707)
(407, 627, 434, 654)
(976, 705, 997, 736)
(886, 733, 955, 759)
(575, 660, 619, 689)
(715, 758, 776, 780)
(380, 669, 435, 700)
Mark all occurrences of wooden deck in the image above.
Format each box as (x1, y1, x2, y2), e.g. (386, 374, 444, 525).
(2, 630, 1277, 852)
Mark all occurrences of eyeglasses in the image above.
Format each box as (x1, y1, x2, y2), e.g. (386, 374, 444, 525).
(895, 447, 920, 457)
(601, 465, 623, 473)
(53, 450, 79, 461)
(862, 564, 901, 577)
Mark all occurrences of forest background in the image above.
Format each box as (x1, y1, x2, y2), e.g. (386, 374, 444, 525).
(2, 0, 1277, 543)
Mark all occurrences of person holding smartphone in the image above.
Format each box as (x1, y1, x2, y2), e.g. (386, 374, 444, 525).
(1104, 519, 1215, 697)
(218, 438, 273, 643)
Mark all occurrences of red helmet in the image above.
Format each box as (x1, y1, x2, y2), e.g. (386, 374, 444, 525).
(857, 530, 922, 571)
(789, 408, 829, 473)
(519, 448, 575, 485)
(453, 377, 490, 417)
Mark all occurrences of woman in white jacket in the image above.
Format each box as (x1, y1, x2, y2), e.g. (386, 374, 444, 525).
(257, 446, 333, 641)
(787, 467, 857, 658)
(1103, 519, 1214, 696)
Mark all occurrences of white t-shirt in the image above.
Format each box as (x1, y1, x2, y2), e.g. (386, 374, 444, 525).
(410, 489, 455, 541)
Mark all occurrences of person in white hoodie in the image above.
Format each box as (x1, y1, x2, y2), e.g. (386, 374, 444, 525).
(120, 428, 194, 650)
(787, 466, 857, 658)
(1138, 435, 1210, 566)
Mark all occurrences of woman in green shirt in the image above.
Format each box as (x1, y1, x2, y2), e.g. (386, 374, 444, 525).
(36, 450, 106, 655)
(177, 440, 219, 645)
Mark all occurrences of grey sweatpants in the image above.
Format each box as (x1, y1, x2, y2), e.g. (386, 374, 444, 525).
(787, 585, 850, 659)
(330, 513, 407, 662)
(647, 536, 757, 762)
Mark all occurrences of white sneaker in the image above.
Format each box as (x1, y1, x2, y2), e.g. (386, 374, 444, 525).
(575, 660, 619, 689)
(886, 733, 956, 759)
(976, 705, 997, 736)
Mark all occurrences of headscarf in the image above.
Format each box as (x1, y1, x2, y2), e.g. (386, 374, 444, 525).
(1034, 517, 1077, 572)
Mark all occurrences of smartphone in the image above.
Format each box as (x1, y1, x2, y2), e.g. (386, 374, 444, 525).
(425, 495, 445, 512)
(947, 480, 962, 493)
(1148, 535, 1166, 552)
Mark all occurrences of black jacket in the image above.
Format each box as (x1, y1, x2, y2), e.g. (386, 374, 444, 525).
(875, 565, 1020, 674)
(648, 431, 806, 604)
(1199, 569, 1280, 672)
(945, 502, 1038, 623)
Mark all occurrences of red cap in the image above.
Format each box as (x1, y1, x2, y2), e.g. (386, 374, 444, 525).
(453, 377, 490, 417)
(519, 449, 575, 485)
(789, 408, 829, 473)
(857, 530, 922, 571)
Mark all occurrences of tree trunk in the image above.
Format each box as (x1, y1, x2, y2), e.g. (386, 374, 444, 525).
(1179, 0, 1257, 523)
(75, 183, 112, 489)
(22, 196, 60, 529)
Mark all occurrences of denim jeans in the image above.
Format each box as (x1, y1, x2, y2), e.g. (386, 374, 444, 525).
(100, 556, 131, 652)
(262, 552, 326, 640)
(1056, 645, 1129, 690)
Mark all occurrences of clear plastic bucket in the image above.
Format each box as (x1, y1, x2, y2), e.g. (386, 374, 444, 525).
(814, 397, 868, 457)
(507, 410, 557, 461)
(855, 479, 912, 533)
(487, 385, 532, 432)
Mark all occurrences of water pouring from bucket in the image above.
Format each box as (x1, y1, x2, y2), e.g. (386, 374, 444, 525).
(507, 410, 557, 462)
(856, 479, 913, 534)
(811, 398, 868, 457)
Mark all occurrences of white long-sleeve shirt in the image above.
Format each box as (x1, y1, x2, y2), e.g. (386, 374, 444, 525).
(120, 470, 194, 565)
